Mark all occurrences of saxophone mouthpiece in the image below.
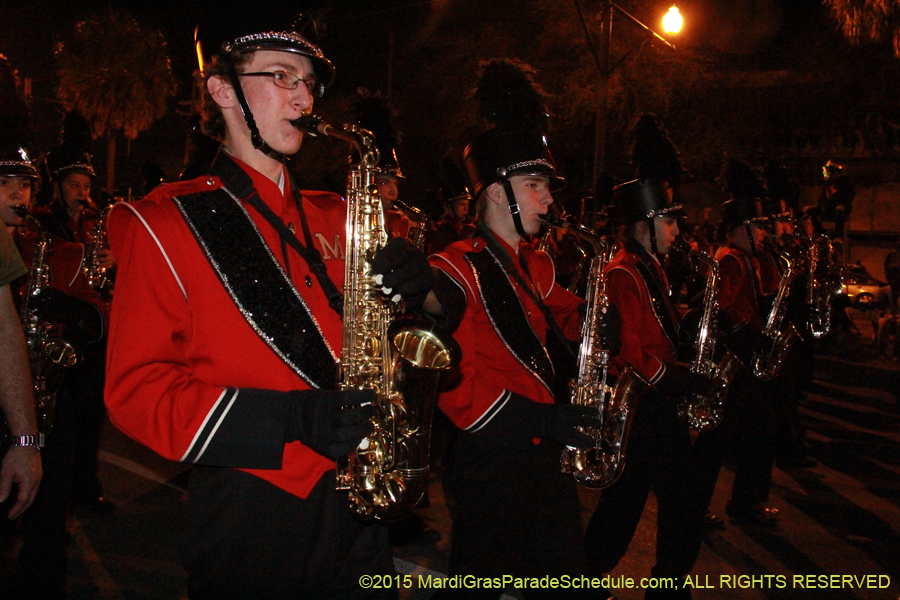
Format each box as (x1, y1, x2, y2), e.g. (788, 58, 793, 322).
(12, 204, 29, 218)
(291, 114, 327, 136)
(539, 214, 602, 244)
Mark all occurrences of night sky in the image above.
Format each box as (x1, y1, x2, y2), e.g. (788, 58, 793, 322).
(1, 0, 895, 205)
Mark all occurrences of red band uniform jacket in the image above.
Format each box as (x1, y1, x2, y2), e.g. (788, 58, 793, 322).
(606, 244, 679, 385)
(105, 154, 347, 500)
(429, 233, 582, 432)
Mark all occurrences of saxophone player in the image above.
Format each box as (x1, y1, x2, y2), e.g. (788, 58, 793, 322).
(584, 115, 707, 600)
(104, 6, 432, 597)
(35, 125, 116, 515)
(693, 157, 780, 528)
(428, 60, 601, 599)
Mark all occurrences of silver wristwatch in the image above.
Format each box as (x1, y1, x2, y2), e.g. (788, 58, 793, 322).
(9, 433, 45, 449)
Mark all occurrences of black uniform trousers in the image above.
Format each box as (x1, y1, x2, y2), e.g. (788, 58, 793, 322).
(2, 384, 79, 600)
(583, 392, 701, 593)
(692, 367, 776, 514)
(183, 467, 396, 600)
(66, 343, 107, 502)
(438, 433, 593, 600)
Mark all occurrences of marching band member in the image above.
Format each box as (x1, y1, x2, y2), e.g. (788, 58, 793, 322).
(584, 114, 705, 600)
(424, 155, 474, 256)
(103, 6, 430, 597)
(694, 157, 779, 528)
(37, 127, 113, 514)
(429, 59, 600, 599)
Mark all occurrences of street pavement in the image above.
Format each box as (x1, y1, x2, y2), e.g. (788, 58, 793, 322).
(6, 312, 900, 600)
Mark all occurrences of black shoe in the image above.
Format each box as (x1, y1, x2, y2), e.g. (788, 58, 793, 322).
(75, 496, 117, 515)
(726, 502, 778, 527)
(702, 510, 726, 531)
(388, 516, 440, 547)
(778, 455, 818, 470)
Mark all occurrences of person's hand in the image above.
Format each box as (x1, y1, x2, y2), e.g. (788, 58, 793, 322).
(287, 389, 377, 459)
(0, 447, 42, 520)
(94, 249, 116, 270)
(473, 391, 601, 449)
(654, 363, 715, 398)
(370, 238, 432, 310)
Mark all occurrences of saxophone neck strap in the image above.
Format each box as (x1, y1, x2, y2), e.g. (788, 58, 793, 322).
(475, 221, 575, 361)
(222, 159, 343, 317)
(628, 238, 681, 349)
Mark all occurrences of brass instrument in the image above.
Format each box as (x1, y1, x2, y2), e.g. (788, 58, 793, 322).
(296, 116, 461, 521)
(805, 233, 839, 338)
(392, 198, 428, 251)
(751, 252, 798, 381)
(538, 215, 598, 296)
(13, 205, 79, 434)
(542, 215, 648, 489)
(679, 247, 740, 432)
(83, 207, 113, 296)
(566, 245, 590, 294)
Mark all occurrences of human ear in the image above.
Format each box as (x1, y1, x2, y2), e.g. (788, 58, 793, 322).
(207, 75, 234, 109)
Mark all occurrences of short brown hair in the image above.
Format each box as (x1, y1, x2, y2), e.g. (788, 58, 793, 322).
(199, 51, 253, 141)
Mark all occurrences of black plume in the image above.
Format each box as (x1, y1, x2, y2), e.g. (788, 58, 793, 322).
(439, 152, 470, 201)
(474, 59, 548, 131)
(762, 160, 799, 209)
(352, 89, 400, 149)
(719, 156, 764, 201)
(0, 54, 35, 151)
(629, 113, 685, 186)
(60, 111, 93, 153)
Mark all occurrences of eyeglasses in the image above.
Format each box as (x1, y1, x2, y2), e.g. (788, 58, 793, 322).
(238, 70, 323, 97)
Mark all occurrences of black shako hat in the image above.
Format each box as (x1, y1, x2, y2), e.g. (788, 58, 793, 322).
(463, 60, 563, 204)
(194, 2, 334, 97)
(617, 178, 685, 225)
(439, 153, 472, 204)
(48, 112, 96, 180)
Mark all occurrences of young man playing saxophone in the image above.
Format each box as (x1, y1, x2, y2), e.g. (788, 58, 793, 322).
(104, 6, 431, 598)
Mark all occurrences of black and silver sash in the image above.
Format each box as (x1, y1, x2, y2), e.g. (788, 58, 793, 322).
(465, 248, 555, 396)
(173, 155, 339, 389)
(628, 240, 680, 351)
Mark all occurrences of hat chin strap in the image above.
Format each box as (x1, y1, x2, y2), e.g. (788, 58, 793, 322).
(497, 169, 526, 237)
(228, 64, 286, 162)
(744, 223, 756, 257)
(648, 216, 659, 255)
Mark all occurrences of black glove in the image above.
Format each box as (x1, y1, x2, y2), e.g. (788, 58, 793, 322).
(286, 389, 376, 459)
(475, 391, 600, 449)
(30, 288, 103, 343)
(598, 303, 622, 356)
(370, 237, 432, 310)
(654, 362, 715, 398)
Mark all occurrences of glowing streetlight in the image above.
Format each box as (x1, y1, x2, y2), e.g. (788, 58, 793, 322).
(662, 6, 683, 34)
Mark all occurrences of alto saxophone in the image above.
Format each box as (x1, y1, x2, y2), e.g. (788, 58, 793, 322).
(751, 252, 799, 381)
(542, 216, 648, 489)
(83, 207, 113, 296)
(295, 116, 461, 521)
(13, 206, 79, 434)
(679, 247, 740, 432)
(805, 233, 839, 338)
(392, 198, 428, 251)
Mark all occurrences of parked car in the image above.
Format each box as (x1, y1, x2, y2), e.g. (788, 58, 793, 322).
(840, 265, 886, 310)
